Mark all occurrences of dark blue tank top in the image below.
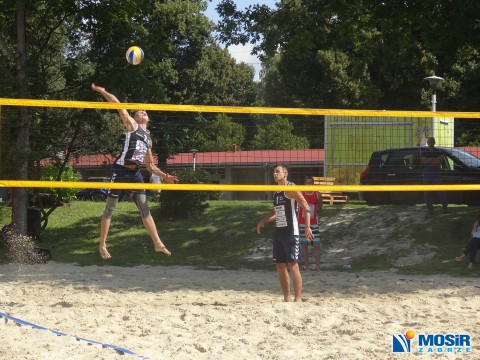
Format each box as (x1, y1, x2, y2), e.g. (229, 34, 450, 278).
(273, 181, 299, 235)
(115, 125, 151, 167)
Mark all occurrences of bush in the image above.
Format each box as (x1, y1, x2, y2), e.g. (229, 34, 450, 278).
(159, 168, 220, 218)
(37, 164, 81, 203)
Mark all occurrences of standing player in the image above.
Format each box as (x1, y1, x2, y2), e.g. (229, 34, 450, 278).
(91, 83, 178, 260)
(299, 176, 322, 271)
(256, 164, 313, 302)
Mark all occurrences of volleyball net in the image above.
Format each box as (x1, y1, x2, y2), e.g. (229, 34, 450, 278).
(1, 97, 480, 200)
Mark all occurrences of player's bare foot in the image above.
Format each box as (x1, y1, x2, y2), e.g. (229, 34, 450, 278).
(155, 243, 171, 256)
(99, 245, 111, 260)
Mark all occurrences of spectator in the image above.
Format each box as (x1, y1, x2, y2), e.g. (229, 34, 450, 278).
(455, 214, 480, 269)
(299, 176, 322, 271)
(421, 137, 448, 213)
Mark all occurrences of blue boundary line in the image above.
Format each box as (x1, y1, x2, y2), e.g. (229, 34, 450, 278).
(0, 311, 149, 358)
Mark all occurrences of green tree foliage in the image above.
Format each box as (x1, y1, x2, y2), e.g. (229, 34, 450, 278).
(0, 0, 258, 234)
(251, 116, 309, 150)
(0, 0, 258, 167)
(216, 0, 480, 112)
(37, 164, 80, 203)
(192, 114, 245, 151)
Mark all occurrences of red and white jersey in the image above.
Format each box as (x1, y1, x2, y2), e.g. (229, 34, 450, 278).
(298, 191, 320, 225)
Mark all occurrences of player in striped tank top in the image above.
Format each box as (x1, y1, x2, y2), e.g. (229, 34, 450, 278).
(92, 83, 178, 260)
(256, 164, 313, 302)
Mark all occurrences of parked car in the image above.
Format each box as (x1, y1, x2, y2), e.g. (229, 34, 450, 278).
(76, 177, 110, 201)
(360, 147, 480, 206)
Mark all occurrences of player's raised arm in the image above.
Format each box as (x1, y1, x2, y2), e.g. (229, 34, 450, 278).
(91, 83, 136, 132)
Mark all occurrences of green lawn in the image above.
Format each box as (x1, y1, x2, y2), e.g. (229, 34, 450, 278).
(25, 200, 275, 268)
(1, 200, 479, 276)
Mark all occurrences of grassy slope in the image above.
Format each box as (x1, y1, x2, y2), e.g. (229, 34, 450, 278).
(1, 200, 479, 276)
(30, 200, 274, 268)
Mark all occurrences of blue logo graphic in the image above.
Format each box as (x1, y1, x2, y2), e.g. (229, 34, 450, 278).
(392, 331, 472, 354)
(392, 334, 411, 353)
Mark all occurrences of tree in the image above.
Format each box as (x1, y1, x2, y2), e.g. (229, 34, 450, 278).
(12, 0, 30, 235)
(192, 114, 245, 151)
(251, 116, 309, 150)
(216, 0, 480, 111)
(0, 0, 258, 236)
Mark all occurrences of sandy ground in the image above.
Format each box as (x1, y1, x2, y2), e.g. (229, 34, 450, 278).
(1, 261, 479, 360)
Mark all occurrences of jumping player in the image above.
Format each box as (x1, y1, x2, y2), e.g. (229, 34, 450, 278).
(91, 83, 178, 259)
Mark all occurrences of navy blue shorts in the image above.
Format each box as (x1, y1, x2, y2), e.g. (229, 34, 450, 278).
(273, 231, 300, 264)
(108, 163, 145, 198)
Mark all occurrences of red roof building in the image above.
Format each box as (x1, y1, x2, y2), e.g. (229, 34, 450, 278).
(70, 149, 325, 200)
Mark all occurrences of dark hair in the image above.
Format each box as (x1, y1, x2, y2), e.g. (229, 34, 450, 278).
(305, 176, 314, 182)
(273, 163, 288, 172)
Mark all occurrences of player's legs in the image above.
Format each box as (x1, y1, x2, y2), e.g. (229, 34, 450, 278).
(99, 218, 111, 259)
(99, 165, 137, 259)
(99, 196, 119, 259)
(313, 244, 321, 271)
(132, 193, 171, 256)
(310, 224, 321, 271)
(301, 244, 309, 270)
(141, 214, 171, 256)
(288, 262, 302, 302)
(276, 263, 291, 302)
(274, 233, 302, 302)
(299, 224, 309, 270)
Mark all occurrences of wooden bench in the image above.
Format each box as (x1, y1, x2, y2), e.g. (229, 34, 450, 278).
(312, 177, 349, 205)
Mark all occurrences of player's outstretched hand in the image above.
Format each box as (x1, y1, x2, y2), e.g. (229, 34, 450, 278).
(256, 221, 264, 235)
(91, 83, 106, 94)
(165, 173, 179, 184)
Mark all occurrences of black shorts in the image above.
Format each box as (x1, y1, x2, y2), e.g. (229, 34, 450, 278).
(108, 163, 145, 198)
(273, 231, 300, 264)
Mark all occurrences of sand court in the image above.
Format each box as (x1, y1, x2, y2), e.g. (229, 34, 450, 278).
(0, 262, 479, 359)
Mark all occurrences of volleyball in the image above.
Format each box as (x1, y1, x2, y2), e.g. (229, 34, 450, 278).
(126, 46, 144, 65)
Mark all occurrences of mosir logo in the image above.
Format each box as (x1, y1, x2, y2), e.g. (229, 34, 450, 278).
(392, 330, 472, 354)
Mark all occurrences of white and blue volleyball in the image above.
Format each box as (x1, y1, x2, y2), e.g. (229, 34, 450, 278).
(126, 46, 144, 65)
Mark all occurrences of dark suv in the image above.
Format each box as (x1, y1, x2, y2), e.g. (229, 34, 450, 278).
(360, 147, 480, 206)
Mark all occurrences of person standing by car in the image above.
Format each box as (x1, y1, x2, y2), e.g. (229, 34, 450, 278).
(421, 137, 448, 213)
(91, 83, 178, 260)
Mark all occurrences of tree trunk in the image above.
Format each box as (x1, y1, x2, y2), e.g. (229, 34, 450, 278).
(12, 0, 30, 235)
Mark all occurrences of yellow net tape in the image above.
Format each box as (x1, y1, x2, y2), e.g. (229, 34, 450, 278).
(1, 98, 480, 118)
(0, 181, 479, 192)
(2, 98, 480, 193)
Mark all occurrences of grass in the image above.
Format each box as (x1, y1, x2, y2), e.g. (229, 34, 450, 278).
(18, 200, 275, 269)
(1, 199, 479, 276)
